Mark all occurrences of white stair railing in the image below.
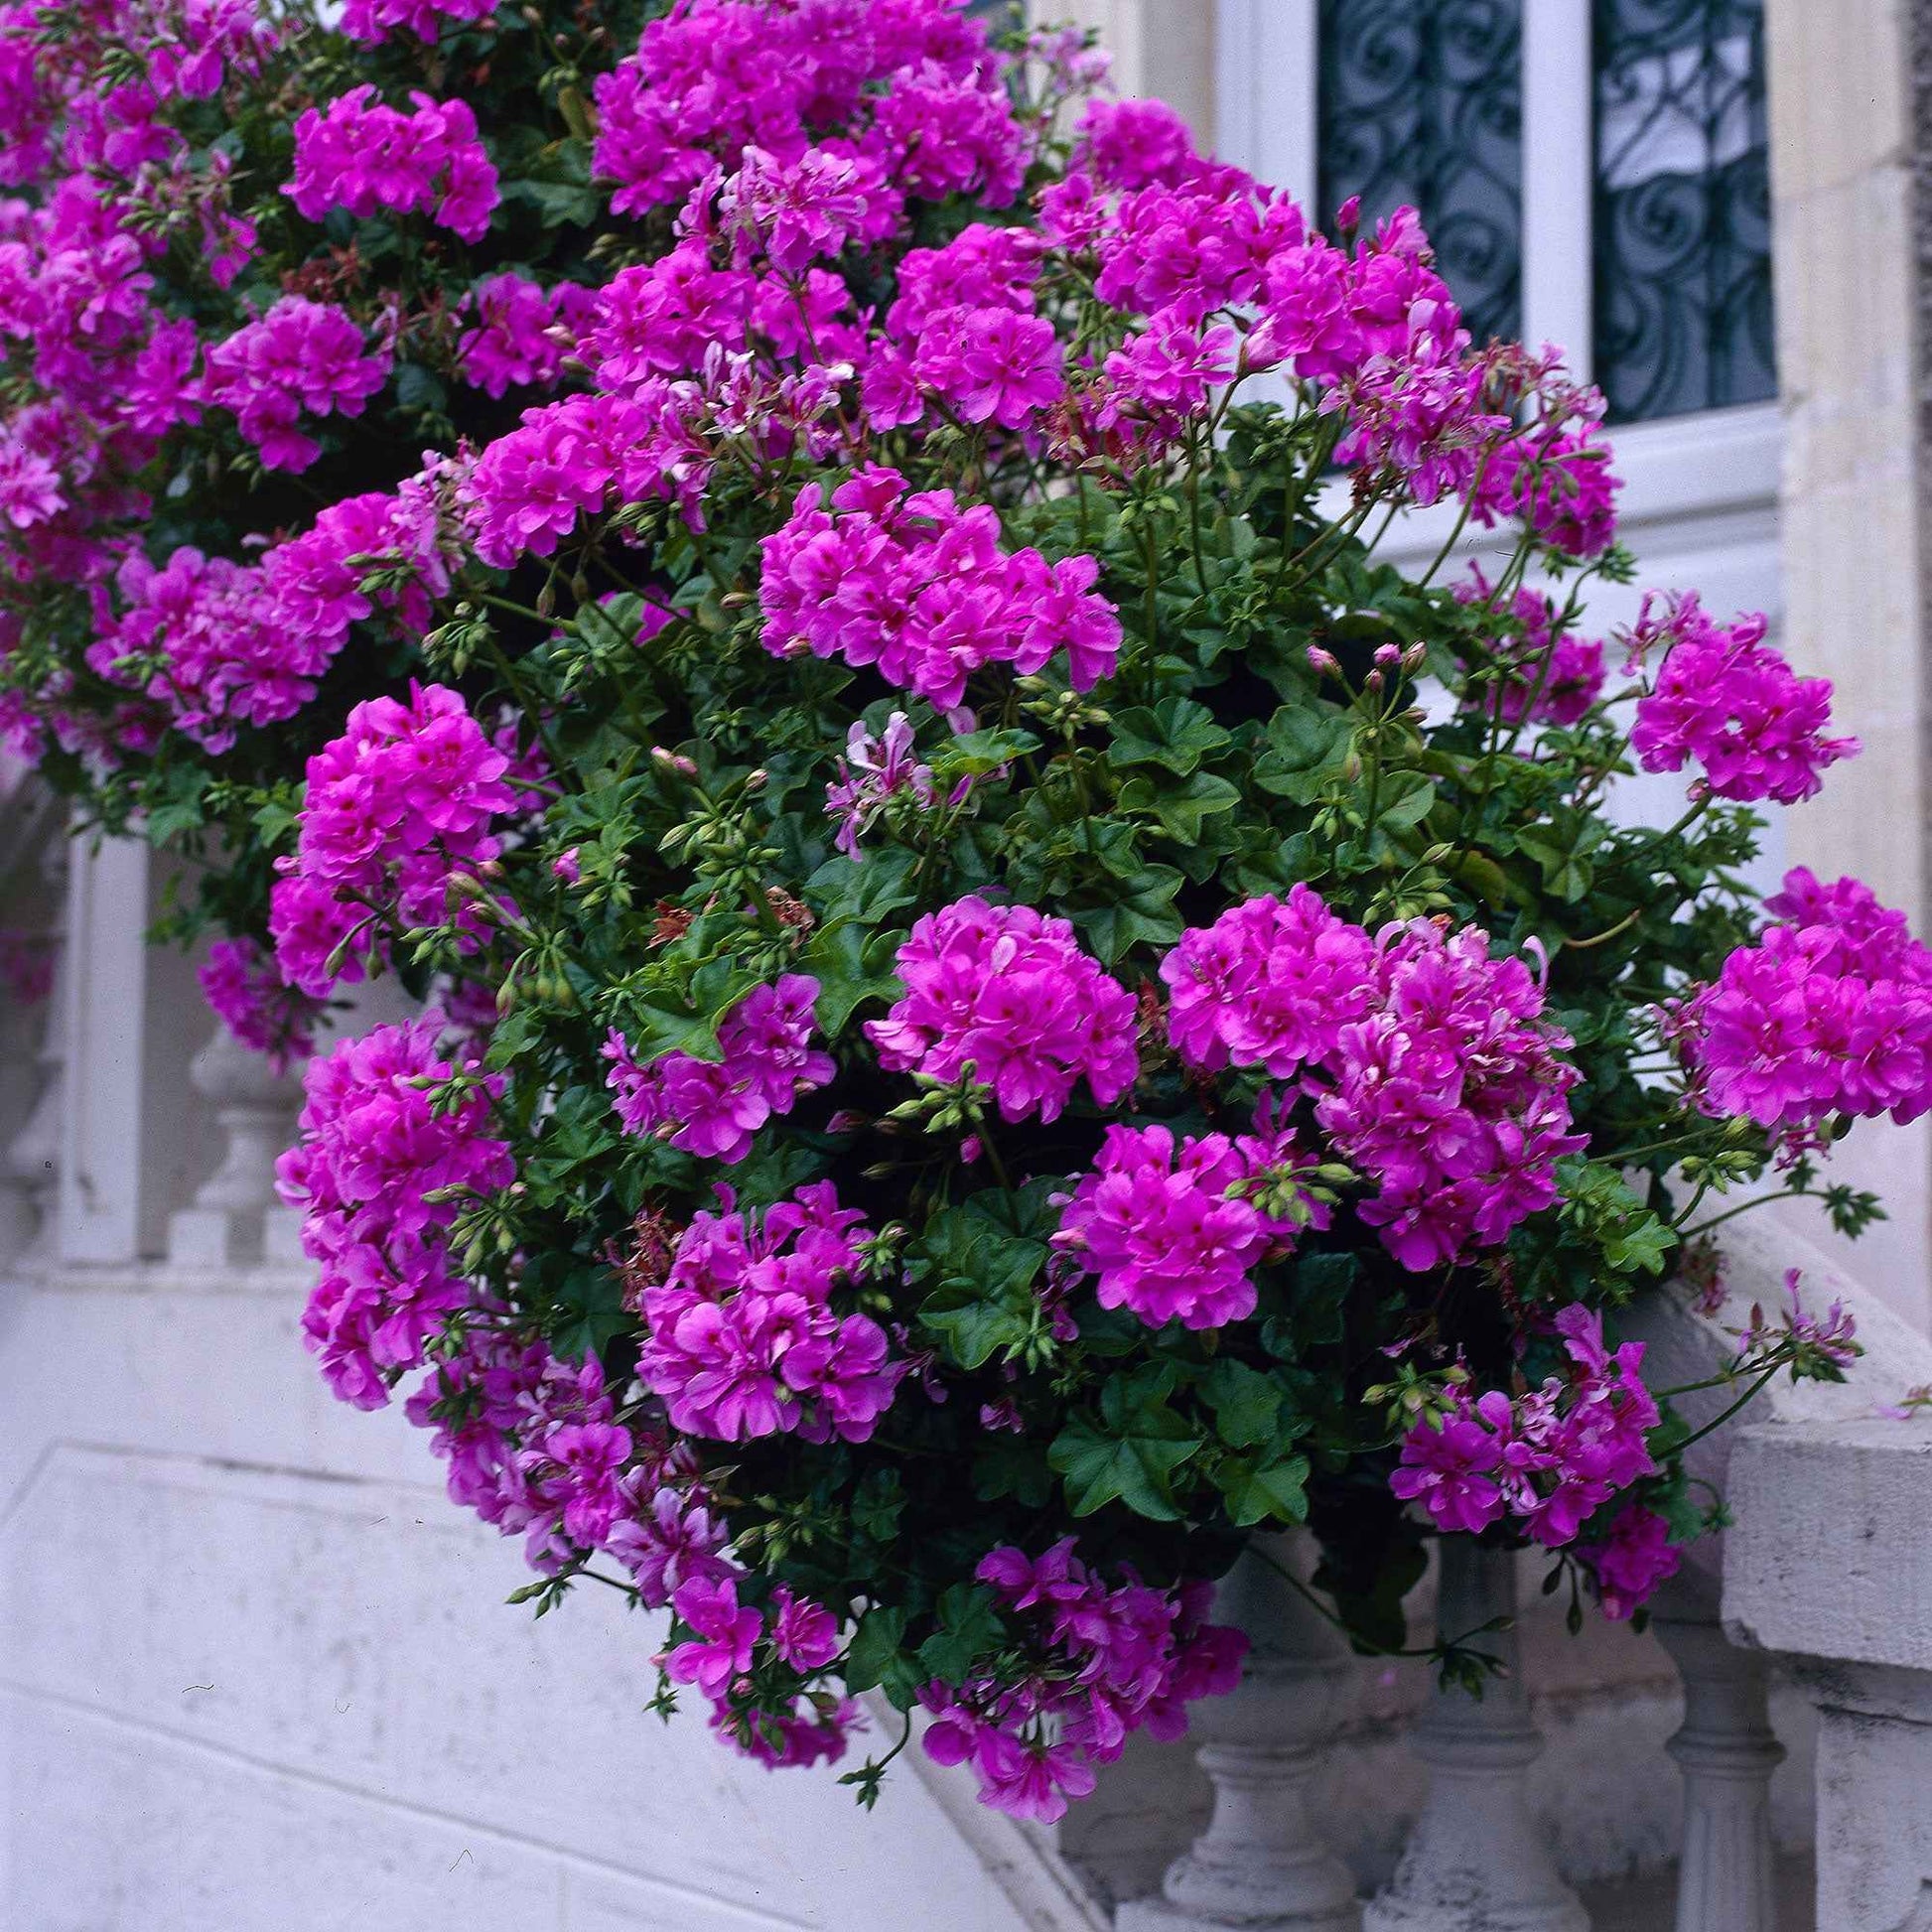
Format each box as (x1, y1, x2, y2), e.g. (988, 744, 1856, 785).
(166, 1017, 305, 1272)
(2, 824, 67, 1270)
(1362, 1541, 1587, 1932)
(1118, 1531, 1360, 1932)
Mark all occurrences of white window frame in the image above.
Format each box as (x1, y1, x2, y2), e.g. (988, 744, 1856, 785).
(1212, 0, 1782, 608)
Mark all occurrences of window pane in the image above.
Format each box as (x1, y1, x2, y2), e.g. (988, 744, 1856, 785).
(1592, 0, 1775, 422)
(1317, 1, 1525, 348)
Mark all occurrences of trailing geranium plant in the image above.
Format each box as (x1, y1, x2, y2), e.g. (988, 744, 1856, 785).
(0, 0, 1903, 1821)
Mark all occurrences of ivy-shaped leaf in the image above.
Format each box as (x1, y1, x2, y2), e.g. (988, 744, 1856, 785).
(1048, 1366, 1204, 1520)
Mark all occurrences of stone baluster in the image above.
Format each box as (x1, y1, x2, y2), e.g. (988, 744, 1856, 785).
(1651, 1603, 1783, 1932)
(1119, 1530, 1361, 1931)
(2, 835, 68, 1268)
(1364, 1541, 1587, 1932)
(167, 1014, 306, 1271)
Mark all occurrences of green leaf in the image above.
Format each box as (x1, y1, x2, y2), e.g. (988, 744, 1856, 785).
(1213, 1449, 1311, 1527)
(1048, 1366, 1204, 1521)
(1254, 703, 1353, 803)
(843, 1605, 910, 1700)
(916, 1584, 1005, 1683)
(1070, 864, 1184, 963)
(799, 917, 904, 1035)
(849, 1469, 905, 1543)
(1117, 770, 1243, 844)
(1106, 698, 1231, 776)
(909, 1191, 1050, 1369)
(392, 361, 447, 414)
(934, 727, 1040, 781)
(547, 1265, 630, 1361)
(1197, 1359, 1292, 1449)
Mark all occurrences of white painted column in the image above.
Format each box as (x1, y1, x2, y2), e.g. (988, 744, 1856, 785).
(56, 835, 150, 1266)
(1652, 1609, 1783, 1932)
(1213, 0, 1316, 207)
(3, 833, 68, 1268)
(1119, 1531, 1360, 1931)
(1519, 0, 1593, 373)
(1364, 1543, 1587, 1932)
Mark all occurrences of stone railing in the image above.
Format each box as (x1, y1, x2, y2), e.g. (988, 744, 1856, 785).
(1100, 1212, 1932, 1932)
(8, 814, 1932, 1932)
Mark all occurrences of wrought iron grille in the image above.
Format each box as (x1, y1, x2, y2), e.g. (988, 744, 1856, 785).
(1592, 0, 1775, 421)
(1316, 0, 1525, 349)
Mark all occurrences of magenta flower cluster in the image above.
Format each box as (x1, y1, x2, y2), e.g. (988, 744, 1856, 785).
(1392, 1306, 1666, 1560)
(603, 975, 834, 1164)
(286, 86, 498, 242)
(759, 466, 1122, 714)
(276, 1018, 514, 1409)
(637, 1183, 901, 1446)
(462, 387, 709, 568)
(202, 295, 390, 473)
(591, 0, 1019, 220)
(1677, 867, 1932, 1133)
(1456, 568, 1606, 728)
(1054, 1119, 1325, 1331)
(269, 683, 516, 996)
(1163, 887, 1583, 1271)
(920, 1537, 1246, 1823)
(866, 897, 1141, 1125)
(198, 937, 323, 1072)
(664, 1575, 858, 1769)
(1630, 595, 1859, 805)
(88, 470, 451, 751)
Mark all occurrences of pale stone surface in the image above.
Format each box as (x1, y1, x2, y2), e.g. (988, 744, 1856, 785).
(0, 1435, 1037, 1932)
(1765, 0, 1932, 1325)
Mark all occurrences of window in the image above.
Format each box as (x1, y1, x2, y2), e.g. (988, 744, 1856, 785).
(1316, 1, 1524, 348)
(1592, 0, 1774, 422)
(1229, 0, 1775, 424)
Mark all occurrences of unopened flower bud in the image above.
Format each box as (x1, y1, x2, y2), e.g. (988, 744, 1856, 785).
(1373, 641, 1402, 671)
(1307, 645, 1341, 679)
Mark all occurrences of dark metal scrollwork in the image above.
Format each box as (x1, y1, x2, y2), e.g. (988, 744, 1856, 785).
(1592, 0, 1775, 421)
(1316, 0, 1525, 350)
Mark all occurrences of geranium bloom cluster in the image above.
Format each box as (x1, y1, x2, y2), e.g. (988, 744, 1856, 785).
(1675, 867, 1932, 1131)
(637, 1183, 900, 1445)
(1392, 1306, 1664, 1552)
(759, 467, 1122, 713)
(275, 1018, 514, 1409)
(202, 295, 391, 473)
(269, 684, 516, 995)
(824, 712, 940, 859)
(261, 470, 454, 657)
(1163, 888, 1584, 1271)
(664, 1575, 858, 1770)
(867, 897, 1140, 1125)
(603, 975, 835, 1163)
(341, 0, 496, 46)
(1629, 594, 1858, 804)
(406, 1318, 735, 1585)
(285, 87, 498, 242)
(462, 387, 710, 567)
(920, 1538, 1246, 1822)
(88, 547, 303, 752)
(1054, 1120, 1325, 1330)
(1456, 569, 1606, 728)
(198, 937, 323, 1072)
(591, 0, 1020, 219)
(457, 274, 588, 399)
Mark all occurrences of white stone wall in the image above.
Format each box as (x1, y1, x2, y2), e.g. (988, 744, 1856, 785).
(0, 1273, 1048, 1931)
